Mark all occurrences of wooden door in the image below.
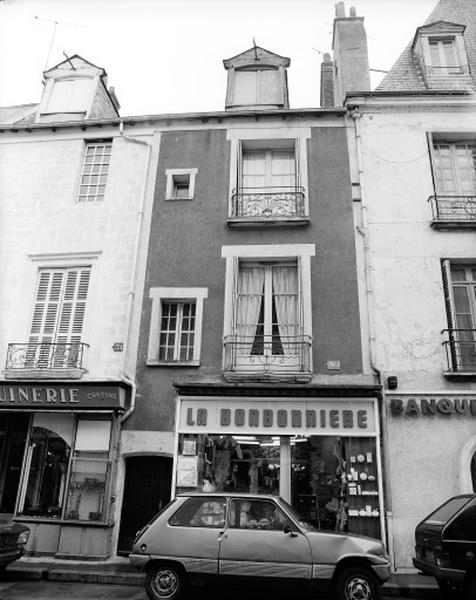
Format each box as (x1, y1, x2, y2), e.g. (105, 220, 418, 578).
(117, 455, 172, 554)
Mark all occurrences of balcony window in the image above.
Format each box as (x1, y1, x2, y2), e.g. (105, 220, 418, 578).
(222, 244, 314, 379)
(442, 261, 476, 373)
(230, 139, 306, 223)
(429, 141, 476, 225)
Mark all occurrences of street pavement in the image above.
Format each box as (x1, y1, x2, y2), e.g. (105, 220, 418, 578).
(0, 579, 443, 600)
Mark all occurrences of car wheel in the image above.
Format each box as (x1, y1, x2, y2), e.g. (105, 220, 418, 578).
(335, 566, 381, 600)
(436, 577, 461, 598)
(145, 563, 185, 600)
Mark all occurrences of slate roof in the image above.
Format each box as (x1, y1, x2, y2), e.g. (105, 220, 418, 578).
(0, 104, 38, 125)
(377, 0, 476, 91)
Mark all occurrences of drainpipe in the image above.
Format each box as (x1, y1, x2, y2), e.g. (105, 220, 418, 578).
(350, 107, 395, 571)
(117, 120, 152, 424)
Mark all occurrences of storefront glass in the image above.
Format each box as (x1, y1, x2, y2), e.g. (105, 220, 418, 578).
(175, 433, 381, 539)
(18, 415, 113, 524)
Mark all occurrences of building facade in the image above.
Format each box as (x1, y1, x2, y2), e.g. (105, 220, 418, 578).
(117, 44, 386, 556)
(342, 0, 476, 569)
(0, 56, 157, 559)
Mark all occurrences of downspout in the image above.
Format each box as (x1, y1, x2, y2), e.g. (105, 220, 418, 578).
(117, 120, 152, 424)
(350, 107, 395, 571)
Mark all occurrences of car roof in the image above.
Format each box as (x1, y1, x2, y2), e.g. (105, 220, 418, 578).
(176, 492, 283, 500)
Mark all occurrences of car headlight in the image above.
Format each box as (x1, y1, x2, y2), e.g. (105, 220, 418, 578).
(17, 531, 30, 545)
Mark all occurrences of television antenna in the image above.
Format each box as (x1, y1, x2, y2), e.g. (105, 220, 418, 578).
(34, 15, 86, 71)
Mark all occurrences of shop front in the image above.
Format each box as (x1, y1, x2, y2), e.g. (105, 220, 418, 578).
(173, 390, 385, 542)
(0, 382, 127, 560)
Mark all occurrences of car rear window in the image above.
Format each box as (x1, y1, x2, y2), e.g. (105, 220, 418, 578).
(445, 501, 476, 541)
(169, 496, 226, 528)
(423, 497, 472, 526)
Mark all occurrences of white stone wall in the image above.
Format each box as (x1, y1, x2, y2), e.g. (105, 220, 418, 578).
(355, 103, 476, 568)
(0, 128, 152, 380)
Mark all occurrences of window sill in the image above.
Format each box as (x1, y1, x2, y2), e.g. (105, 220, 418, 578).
(147, 360, 200, 367)
(227, 216, 310, 228)
(431, 220, 476, 230)
(443, 370, 476, 378)
(14, 516, 112, 527)
(165, 197, 194, 202)
(223, 369, 312, 383)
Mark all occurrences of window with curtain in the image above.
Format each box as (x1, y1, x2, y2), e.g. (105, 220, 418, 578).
(234, 262, 300, 359)
(241, 149, 296, 191)
(233, 69, 279, 105)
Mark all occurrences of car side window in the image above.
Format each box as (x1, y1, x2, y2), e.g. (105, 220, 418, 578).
(230, 499, 290, 531)
(169, 497, 226, 528)
(445, 503, 476, 541)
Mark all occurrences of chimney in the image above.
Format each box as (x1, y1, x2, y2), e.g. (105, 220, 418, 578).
(320, 53, 335, 107)
(332, 2, 370, 105)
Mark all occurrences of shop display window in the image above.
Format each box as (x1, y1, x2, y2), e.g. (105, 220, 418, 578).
(291, 436, 381, 539)
(17, 415, 114, 524)
(176, 434, 281, 495)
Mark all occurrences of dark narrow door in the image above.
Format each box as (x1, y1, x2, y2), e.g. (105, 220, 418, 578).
(117, 455, 172, 554)
(0, 413, 29, 513)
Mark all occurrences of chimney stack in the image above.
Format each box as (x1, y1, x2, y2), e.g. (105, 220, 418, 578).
(331, 2, 370, 105)
(320, 53, 335, 107)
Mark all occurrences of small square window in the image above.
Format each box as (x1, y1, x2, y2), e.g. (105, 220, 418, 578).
(165, 168, 197, 200)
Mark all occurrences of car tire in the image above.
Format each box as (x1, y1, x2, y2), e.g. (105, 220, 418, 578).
(335, 566, 381, 600)
(436, 577, 461, 598)
(145, 562, 186, 600)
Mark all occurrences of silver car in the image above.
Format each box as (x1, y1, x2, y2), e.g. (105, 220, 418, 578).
(130, 493, 390, 600)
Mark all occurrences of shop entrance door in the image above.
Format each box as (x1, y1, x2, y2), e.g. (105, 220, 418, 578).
(0, 413, 29, 514)
(117, 455, 172, 555)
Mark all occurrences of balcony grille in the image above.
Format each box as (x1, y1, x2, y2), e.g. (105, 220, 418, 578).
(442, 329, 476, 373)
(224, 334, 311, 377)
(6, 342, 88, 372)
(231, 186, 306, 219)
(429, 195, 476, 222)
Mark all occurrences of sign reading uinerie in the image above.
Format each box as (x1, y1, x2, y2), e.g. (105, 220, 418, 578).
(0, 384, 124, 410)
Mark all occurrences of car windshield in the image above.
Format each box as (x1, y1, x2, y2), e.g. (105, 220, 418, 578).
(423, 496, 472, 526)
(279, 498, 318, 532)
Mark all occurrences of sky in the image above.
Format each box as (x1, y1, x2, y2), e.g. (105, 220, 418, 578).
(0, 0, 438, 116)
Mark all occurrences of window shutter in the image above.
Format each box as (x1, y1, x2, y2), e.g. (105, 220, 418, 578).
(298, 257, 304, 336)
(441, 259, 456, 330)
(426, 132, 437, 195)
(56, 268, 91, 345)
(29, 270, 65, 344)
(231, 257, 240, 335)
(237, 140, 243, 190)
(294, 138, 300, 189)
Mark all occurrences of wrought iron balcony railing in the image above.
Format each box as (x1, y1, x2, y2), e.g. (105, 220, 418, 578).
(231, 186, 306, 219)
(429, 194, 476, 223)
(442, 329, 476, 373)
(223, 334, 312, 378)
(5, 342, 89, 373)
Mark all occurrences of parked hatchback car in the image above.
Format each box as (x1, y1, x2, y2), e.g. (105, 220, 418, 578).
(0, 519, 30, 571)
(130, 493, 390, 600)
(413, 494, 476, 598)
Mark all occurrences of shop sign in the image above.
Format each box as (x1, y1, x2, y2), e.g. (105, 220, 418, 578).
(0, 384, 124, 410)
(390, 397, 476, 417)
(179, 398, 376, 435)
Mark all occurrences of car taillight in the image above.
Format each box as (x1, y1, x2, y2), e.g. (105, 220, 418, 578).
(17, 531, 30, 545)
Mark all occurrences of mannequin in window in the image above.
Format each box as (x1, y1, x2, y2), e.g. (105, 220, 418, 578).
(212, 435, 243, 492)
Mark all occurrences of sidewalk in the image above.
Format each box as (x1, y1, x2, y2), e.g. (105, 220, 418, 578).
(4, 558, 439, 597)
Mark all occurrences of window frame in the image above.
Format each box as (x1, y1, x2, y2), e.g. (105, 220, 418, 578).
(165, 168, 198, 201)
(77, 139, 113, 203)
(148, 287, 208, 366)
(227, 127, 311, 223)
(221, 244, 315, 374)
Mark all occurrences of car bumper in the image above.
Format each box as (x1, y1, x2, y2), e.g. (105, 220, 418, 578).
(129, 553, 150, 570)
(0, 547, 23, 569)
(370, 563, 391, 583)
(413, 558, 465, 585)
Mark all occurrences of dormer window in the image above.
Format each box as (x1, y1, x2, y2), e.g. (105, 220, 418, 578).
(233, 68, 279, 106)
(428, 37, 461, 74)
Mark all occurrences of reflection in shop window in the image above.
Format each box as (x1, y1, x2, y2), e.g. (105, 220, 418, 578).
(64, 420, 112, 522)
(20, 414, 73, 518)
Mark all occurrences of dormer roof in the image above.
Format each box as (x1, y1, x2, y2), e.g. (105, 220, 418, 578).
(377, 0, 476, 92)
(223, 46, 290, 70)
(43, 54, 107, 79)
